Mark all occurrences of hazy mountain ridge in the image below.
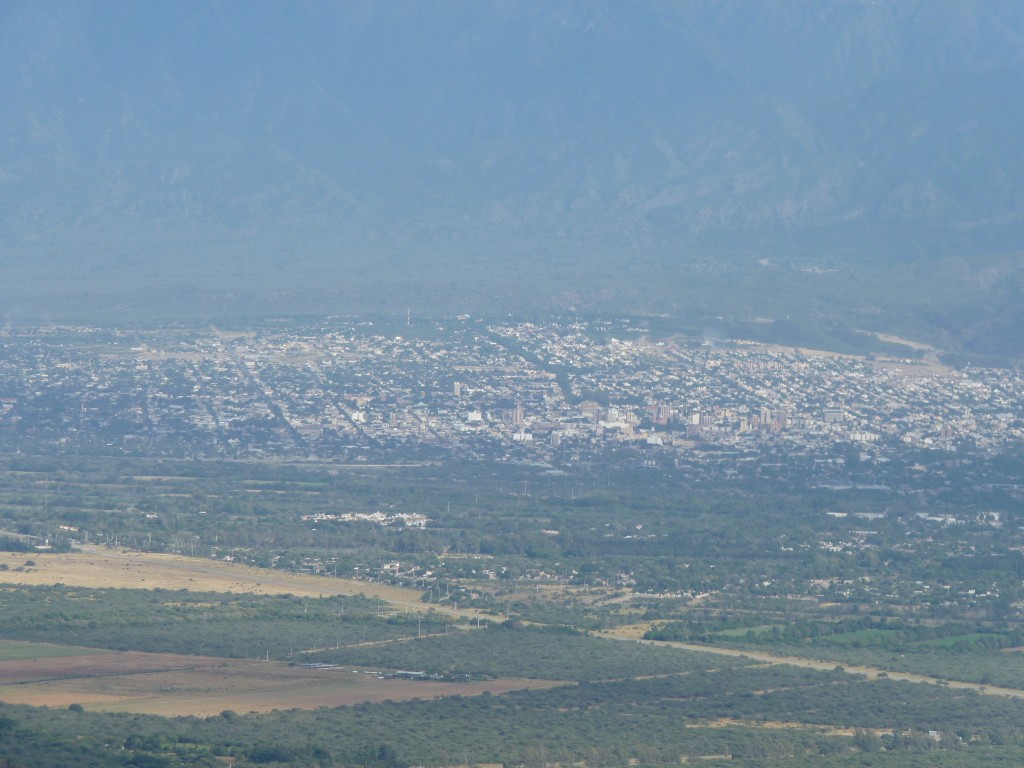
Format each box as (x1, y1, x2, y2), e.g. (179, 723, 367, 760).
(2, 1, 1023, 352)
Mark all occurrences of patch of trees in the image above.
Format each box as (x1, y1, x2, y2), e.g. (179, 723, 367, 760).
(0, 585, 445, 660)
(5, 670, 1024, 768)
(307, 622, 709, 682)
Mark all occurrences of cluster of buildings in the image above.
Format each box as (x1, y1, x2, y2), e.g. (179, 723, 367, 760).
(0, 320, 1022, 482)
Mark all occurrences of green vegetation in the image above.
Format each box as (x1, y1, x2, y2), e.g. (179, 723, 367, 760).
(6, 670, 1024, 767)
(4, 450, 1024, 765)
(646, 616, 1024, 689)
(0, 586, 447, 660)
(307, 622, 712, 681)
(0, 639, 101, 661)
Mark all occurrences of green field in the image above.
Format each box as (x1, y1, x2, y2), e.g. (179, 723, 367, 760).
(714, 624, 783, 638)
(820, 629, 906, 647)
(0, 639, 102, 661)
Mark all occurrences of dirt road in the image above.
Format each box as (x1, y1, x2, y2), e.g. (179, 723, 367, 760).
(598, 628, 1024, 699)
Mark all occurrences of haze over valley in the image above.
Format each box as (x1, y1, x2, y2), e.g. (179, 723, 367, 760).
(3, 0, 1024, 355)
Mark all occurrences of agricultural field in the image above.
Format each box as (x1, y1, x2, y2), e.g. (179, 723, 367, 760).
(5, 659, 1024, 767)
(0, 644, 557, 716)
(0, 639, 101, 662)
(4, 454, 1024, 765)
(0, 549, 429, 606)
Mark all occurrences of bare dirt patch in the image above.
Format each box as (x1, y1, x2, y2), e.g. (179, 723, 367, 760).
(0, 650, 242, 684)
(741, 336, 953, 376)
(696, 717, 886, 737)
(605, 623, 651, 639)
(865, 358, 953, 377)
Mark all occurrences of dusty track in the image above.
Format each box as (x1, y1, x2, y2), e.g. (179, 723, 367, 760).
(599, 627, 1024, 699)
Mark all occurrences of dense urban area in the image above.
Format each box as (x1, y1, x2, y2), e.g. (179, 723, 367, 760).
(1, 317, 1021, 479)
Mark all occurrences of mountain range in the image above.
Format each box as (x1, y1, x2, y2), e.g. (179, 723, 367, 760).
(2, 0, 1023, 356)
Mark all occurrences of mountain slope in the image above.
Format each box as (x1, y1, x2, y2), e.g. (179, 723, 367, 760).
(1, 0, 1022, 352)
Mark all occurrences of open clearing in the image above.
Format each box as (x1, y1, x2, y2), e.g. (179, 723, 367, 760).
(0, 548, 418, 601)
(0, 646, 560, 716)
(0, 649, 238, 685)
(0, 548, 485, 620)
(0, 639, 103, 662)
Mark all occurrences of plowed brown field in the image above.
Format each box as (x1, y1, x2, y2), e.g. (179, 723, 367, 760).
(0, 645, 560, 716)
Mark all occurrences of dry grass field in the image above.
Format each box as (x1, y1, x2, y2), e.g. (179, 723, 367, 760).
(0, 548, 414, 599)
(0, 645, 560, 716)
(0, 550, 512, 716)
(0, 548, 487, 619)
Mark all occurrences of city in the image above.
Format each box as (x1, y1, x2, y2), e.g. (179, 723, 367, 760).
(1, 318, 1021, 488)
